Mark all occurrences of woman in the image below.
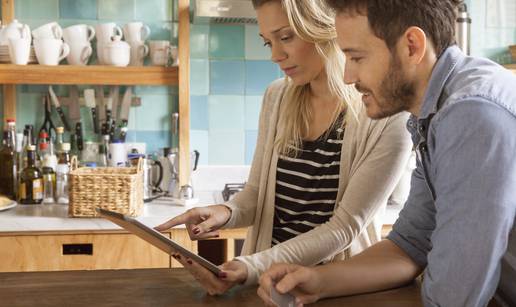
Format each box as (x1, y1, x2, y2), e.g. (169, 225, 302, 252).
(155, 0, 412, 295)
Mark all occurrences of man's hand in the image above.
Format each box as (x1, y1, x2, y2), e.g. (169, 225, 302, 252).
(154, 205, 231, 240)
(257, 263, 323, 307)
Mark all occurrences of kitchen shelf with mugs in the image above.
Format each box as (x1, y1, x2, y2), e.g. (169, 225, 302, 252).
(0, 19, 179, 86)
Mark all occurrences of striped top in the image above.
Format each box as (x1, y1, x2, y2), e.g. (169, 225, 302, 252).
(272, 116, 345, 246)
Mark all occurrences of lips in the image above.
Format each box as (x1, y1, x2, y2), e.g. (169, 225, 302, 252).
(282, 66, 297, 76)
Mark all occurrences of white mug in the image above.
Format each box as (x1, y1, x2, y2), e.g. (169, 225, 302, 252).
(63, 24, 95, 44)
(34, 38, 70, 66)
(95, 22, 122, 43)
(66, 42, 92, 66)
(123, 22, 150, 42)
(32, 22, 62, 39)
(129, 41, 149, 66)
(8, 38, 31, 65)
(149, 40, 171, 66)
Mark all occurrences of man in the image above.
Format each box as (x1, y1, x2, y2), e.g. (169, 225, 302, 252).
(257, 1, 516, 306)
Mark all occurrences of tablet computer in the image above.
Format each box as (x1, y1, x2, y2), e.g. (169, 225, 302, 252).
(96, 208, 221, 275)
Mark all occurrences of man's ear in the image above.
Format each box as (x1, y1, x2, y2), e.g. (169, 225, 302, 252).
(401, 26, 427, 65)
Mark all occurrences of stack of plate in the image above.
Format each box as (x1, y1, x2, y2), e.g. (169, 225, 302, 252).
(0, 44, 38, 64)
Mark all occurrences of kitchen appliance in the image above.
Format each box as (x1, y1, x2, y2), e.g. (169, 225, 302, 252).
(179, 150, 200, 200)
(164, 149, 200, 199)
(455, 3, 471, 55)
(130, 155, 164, 202)
(194, 0, 256, 24)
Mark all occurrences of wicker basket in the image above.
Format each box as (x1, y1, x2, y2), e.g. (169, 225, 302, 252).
(68, 158, 144, 217)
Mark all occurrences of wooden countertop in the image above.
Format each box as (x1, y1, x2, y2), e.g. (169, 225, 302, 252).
(0, 268, 422, 307)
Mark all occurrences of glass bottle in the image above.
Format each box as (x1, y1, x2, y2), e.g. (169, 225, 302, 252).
(55, 126, 65, 154)
(42, 164, 56, 204)
(56, 143, 71, 205)
(19, 145, 43, 205)
(0, 119, 18, 199)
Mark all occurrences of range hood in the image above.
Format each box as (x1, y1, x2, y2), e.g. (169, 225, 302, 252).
(194, 0, 257, 24)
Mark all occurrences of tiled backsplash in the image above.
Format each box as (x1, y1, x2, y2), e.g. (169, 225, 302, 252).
(1, 0, 514, 166)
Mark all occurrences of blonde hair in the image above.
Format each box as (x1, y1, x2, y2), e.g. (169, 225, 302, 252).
(255, 0, 361, 157)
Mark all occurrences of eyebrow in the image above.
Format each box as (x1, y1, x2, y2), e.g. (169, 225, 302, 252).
(342, 48, 363, 53)
(259, 26, 291, 38)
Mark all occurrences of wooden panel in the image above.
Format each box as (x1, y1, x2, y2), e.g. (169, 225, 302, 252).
(178, 0, 191, 185)
(170, 229, 198, 268)
(0, 65, 178, 85)
(224, 238, 236, 262)
(219, 228, 248, 239)
(3, 85, 16, 121)
(1, 0, 14, 23)
(505, 64, 516, 74)
(0, 233, 170, 272)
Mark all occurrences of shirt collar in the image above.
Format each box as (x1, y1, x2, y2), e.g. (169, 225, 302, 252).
(418, 45, 464, 120)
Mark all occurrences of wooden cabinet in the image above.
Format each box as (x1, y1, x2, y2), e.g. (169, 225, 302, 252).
(0, 228, 247, 272)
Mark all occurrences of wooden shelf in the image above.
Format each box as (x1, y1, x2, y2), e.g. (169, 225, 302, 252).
(0, 64, 178, 85)
(505, 64, 516, 74)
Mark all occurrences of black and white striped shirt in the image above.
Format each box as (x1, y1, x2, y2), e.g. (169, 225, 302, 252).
(272, 116, 345, 246)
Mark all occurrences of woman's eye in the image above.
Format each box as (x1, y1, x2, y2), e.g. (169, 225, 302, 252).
(280, 36, 292, 42)
(350, 57, 363, 63)
(263, 41, 271, 48)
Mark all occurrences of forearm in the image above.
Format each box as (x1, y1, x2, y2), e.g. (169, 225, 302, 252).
(315, 239, 423, 299)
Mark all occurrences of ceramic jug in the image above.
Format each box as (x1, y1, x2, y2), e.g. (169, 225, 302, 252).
(0, 20, 30, 45)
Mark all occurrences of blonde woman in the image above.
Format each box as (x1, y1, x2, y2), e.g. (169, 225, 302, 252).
(156, 0, 412, 295)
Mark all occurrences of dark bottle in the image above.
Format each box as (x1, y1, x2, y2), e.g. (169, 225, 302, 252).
(0, 119, 17, 199)
(19, 145, 43, 204)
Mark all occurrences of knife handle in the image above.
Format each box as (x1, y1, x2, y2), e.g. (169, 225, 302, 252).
(57, 107, 71, 131)
(76, 122, 83, 151)
(92, 107, 99, 134)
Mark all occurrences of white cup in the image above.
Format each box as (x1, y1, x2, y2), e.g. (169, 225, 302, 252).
(34, 38, 70, 66)
(109, 142, 127, 167)
(149, 40, 172, 66)
(63, 24, 95, 44)
(32, 22, 62, 39)
(123, 22, 150, 42)
(8, 38, 31, 65)
(67, 42, 92, 66)
(95, 22, 122, 43)
(129, 41, 149, 66)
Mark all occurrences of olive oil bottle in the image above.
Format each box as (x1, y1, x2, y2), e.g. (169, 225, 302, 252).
(19, 145, 43, 204)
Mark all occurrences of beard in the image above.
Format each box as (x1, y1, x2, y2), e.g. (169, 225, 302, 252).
(357, 52, 416, 119)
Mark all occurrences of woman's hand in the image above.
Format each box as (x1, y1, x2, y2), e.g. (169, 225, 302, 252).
(173, 254, 248, 296)
(154, 205, 231, 240)
(257, 263, 323, 307)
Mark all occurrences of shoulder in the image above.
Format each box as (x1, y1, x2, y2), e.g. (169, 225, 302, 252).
(260, 78, 288, 115)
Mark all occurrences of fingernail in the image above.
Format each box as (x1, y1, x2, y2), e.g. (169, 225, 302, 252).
(187, 260, 193, 265)
(218, 272, 227, 279)
(193, 228, 200, 235)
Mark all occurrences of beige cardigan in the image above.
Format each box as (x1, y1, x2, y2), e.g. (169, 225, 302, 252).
(224, 79, 413, 285)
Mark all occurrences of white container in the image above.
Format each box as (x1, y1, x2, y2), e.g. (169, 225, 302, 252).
(109, 142, 127, 167)
(104, 36, 130, 67)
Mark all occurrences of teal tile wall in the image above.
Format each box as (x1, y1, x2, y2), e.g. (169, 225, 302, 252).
(2, 0, 278, 166)
(190, 21, 280, 165)
(466, 0, 516, 63)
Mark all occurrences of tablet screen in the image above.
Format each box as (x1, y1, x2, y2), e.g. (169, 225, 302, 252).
(96, 208, 221, 275)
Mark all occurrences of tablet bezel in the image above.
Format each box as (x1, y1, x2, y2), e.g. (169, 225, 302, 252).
(96, 208, 221, 275)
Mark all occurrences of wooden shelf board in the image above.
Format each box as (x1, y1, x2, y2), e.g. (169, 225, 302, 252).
(505, 64, 516, 74)
(0, 64, 178, 85)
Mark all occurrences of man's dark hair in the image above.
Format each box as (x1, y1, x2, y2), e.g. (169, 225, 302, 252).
(325, 0, 463, 55)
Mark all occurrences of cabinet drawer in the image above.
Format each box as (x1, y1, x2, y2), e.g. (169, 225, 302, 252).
(0, 233, 171, 272)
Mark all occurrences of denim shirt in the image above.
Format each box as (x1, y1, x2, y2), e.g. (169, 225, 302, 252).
(388, 46, 516, 307)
